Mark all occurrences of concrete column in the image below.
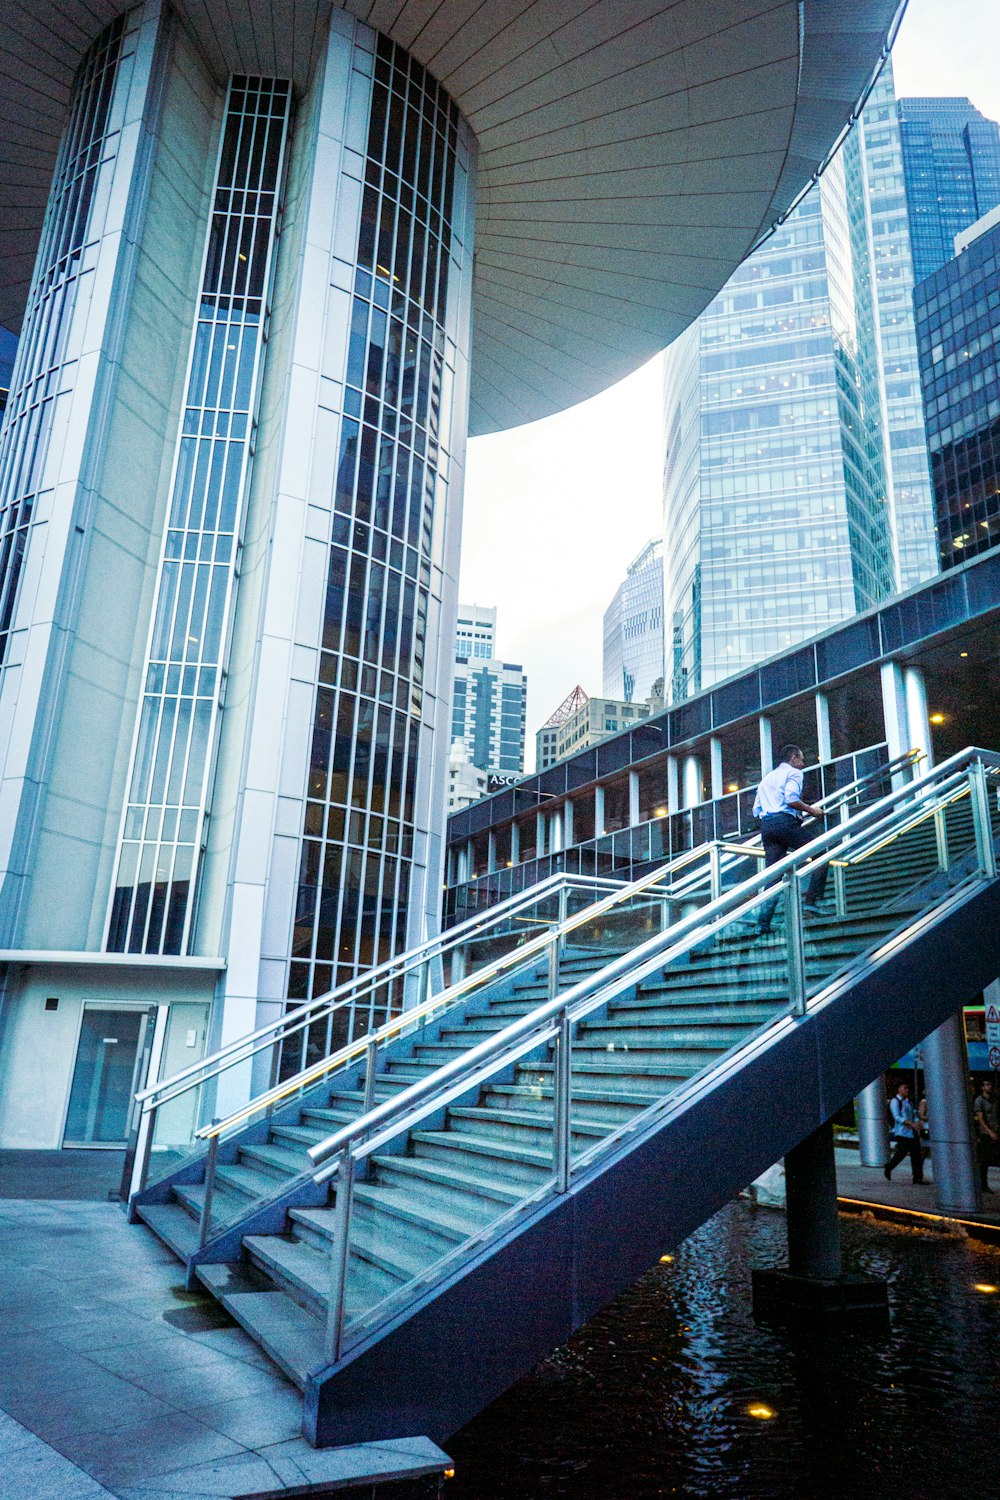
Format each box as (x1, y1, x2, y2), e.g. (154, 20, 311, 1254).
(594, 785, 605, 839)
(856, 1077, 889, 1167)
(815, 692, 832, 766)
(536, 810, 546, 856)
(487, 831, 496, 873)
(562, 799, 573, 848)
(666, 756, 679, 816)
(759, 715, 773, 775)
(709, 737, 724, 802)
(880, 661, 909, 776)
(785, 1121, 843, 1280)
(682, 755, 703, 809)
(628, 771, 640, 827)
(550, 808, 563, 855)
(923, 1009, 980, 1214)
(510, 821, 520, 864)
(904, 665, 933, 767)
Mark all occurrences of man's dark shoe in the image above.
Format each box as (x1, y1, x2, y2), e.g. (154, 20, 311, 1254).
(883, 1165, 891, 1180)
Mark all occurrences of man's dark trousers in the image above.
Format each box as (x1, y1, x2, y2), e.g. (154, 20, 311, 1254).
(757, 812, 828, 933)
(886, 1134, 924, 1183)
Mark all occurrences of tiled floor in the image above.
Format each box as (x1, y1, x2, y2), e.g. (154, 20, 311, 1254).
(0, 1197, 447, 1498)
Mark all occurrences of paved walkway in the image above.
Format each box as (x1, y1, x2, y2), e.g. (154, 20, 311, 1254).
(834, 1147, 1000, 1230)
(0, 1149, 126, 1201)
(0, 1190, 447, 1498)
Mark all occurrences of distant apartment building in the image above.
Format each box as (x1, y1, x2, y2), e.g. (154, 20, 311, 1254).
(603, 539, 665, 704)
(447, 738, 488, 812)
(450, 604, 526, 800)
(914, 206, 1000, 567)
(536, 686, 649, 771)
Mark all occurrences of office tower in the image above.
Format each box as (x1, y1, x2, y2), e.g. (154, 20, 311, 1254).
(0, 0, 902, 1149)
(914, 207, 1000, 566)
(664, 62, 939, 701)
(898, 96, 1000, 283)
(447, 738, 487, 812)
(603, 539, 665, 703)
(451, 604, 526, 780)
(857, 58, 939, 588)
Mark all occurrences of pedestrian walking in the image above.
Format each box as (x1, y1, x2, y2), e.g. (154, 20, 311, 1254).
(884, 1081, 925, 1184)
(973, 1077, 999, 1194)
(753, 746, 829, 935)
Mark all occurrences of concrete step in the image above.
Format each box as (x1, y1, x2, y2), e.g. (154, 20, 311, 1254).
(367, 1152, 525, 1221)
(135, 1201, 200, 1260)
(195, 1262, 323, 1390)
(482, 1081, 652, 1123)
(243, 1229, 395, 1320)
(448, 1105, 613, 1151)
(575, 1022, 752, 1051)
(410, 1129, 550, 1186)
(289, 1205, 434, 1286)
(238, 1141, 310, 1180)
(520, 1060, 693, 1095)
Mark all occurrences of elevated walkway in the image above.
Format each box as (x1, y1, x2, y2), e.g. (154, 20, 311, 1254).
(128, 749, 1000, 1447)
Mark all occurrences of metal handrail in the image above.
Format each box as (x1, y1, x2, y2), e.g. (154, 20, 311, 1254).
(135, 869, 621, 1109)
(193, 835, 752, 1142)
(138, 745, 917, 1115)
(309, 745, 987, 1179)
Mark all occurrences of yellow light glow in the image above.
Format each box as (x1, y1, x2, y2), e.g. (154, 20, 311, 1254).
(727, 783, 739, 793)
(974, 1283, 998, 1294)
(444, 1467, 456, 1479)
(506, 860, 514, 868)
(961, 652, 969, 658)
(653, 807, 668, 818)
(929, 713, 946, 724)
(659, 1254, 674, 1263)
(747, 1403, 776, 1420)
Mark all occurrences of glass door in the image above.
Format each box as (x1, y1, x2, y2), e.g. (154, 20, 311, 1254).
(64, 1006, 154, 1147)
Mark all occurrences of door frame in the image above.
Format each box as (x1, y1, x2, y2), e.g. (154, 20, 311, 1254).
(60, 1000, 166, 1149)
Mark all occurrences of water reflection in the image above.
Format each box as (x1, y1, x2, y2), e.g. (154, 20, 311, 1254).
(449, 1201, 1000, 1499)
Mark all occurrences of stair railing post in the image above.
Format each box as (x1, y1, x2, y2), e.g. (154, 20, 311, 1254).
(547, 888, 566, 1007)
(709, 842, 722, 903)
(969, 759, 997, 880)
(197, 1131, 220, 1249)
(131, 1104, 155, 1199)
(325, 1146, 355, 1364)
(450, 942, 467, 987)
(552, 1010, 572, 1193)
(357, 1038, 379, 1184)
(833, 803, 848, 918)
(785, 872, 807, 1016)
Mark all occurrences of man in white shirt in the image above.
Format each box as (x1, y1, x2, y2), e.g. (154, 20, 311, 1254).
(884, 1080, 925, 1184)
(753, 744, 829, 935)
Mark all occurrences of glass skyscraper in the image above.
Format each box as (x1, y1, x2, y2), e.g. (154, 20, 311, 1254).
(603, 539, 665, 704)
(664, 61, 936, 700)
(914, 210, 1000, 566)
(898, 96, 1000, 283)
(858, 59, 939, 589)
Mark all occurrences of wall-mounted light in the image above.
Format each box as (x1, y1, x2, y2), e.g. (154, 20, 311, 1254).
(929, 712, 946, 725)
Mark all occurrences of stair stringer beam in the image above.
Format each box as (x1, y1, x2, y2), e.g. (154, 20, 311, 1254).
(303, 878, 1000, 1448)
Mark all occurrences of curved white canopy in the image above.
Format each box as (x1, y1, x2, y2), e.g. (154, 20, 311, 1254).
(0, 0, 902, 433)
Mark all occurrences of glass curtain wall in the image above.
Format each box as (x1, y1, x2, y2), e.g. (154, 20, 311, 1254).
(107, 77, 292, 955)
(288, 35, 460, 1011)
(0, 17, 128, 667)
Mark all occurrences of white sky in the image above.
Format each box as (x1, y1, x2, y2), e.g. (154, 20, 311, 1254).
(457, 0, 1000, 770)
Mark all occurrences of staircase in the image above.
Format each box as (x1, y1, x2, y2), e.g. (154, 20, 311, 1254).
(129, 749, 1000, 1448)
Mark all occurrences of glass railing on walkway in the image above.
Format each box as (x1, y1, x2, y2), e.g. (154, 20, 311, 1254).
(306, 747, 998, 1363)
